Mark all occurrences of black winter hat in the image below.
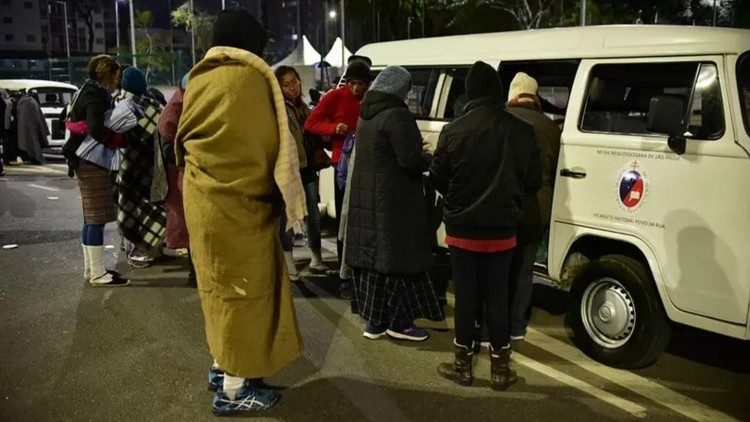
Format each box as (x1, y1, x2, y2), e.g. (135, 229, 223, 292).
(211, 8, 267, 56)
(465, 61, 502, 101)
(344, 61, 372, 83)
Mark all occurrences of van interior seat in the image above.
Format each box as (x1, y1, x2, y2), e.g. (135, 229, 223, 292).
(581, 78, 628, 132)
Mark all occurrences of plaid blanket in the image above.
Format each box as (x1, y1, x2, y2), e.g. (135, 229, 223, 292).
(115, 92, 166, 252)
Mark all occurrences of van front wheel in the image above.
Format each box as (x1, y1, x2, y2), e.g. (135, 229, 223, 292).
(569, 255, 671, 369)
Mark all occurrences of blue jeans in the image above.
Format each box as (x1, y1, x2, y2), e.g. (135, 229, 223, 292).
(304, 180, 322, 255)
(279, 180, 322, 255)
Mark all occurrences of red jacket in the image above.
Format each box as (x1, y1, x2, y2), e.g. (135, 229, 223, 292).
(304, 86, 362, 164)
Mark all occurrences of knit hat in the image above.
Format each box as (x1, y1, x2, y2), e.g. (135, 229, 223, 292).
(121, 67, 147, 96)
(508, 72, 539, 101)
(344, 61, 371, 83)
(348, 55, 372, 67)
(211, 8, 267, 56)
(369, 65, 411, 99)
(465, 61, 502, 101)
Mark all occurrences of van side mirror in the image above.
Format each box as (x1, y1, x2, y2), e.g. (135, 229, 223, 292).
(647, 95, 687, 155)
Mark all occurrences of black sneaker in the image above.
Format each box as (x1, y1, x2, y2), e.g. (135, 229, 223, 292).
(208, 367, 224, 392)
(212, 379, 280, 415)
(90, 271, 130, 287)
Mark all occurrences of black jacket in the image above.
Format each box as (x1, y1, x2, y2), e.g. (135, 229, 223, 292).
(345, 91, 433, 274)
(430, 96, 542, 240)
(62, 81, 113, 175)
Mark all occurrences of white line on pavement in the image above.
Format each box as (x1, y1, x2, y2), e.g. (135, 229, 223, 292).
(28, 184, 59, 192)
(525, 328, 738, 422)
(514, 352, 648, 418)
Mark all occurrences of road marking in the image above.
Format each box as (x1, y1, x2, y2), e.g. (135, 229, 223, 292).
(7, 165, 67, 175)
(514, 352, 648, 418)
(28, 184, 59, 192)
(525, 328, 738, 422)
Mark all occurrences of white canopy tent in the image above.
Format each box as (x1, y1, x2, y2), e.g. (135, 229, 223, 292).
(323, 37, 353, 68)
(273, 35, 322, 67)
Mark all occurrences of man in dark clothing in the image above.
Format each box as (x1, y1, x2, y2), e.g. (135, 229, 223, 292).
(505, 72, 561, 341)
(432, 61, 541, 391)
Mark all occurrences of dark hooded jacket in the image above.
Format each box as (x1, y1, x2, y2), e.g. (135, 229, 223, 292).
(345, 90, 433, 274)
(430, 63, 542, 240)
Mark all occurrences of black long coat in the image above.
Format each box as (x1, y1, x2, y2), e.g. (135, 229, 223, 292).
(344, 91, 433, 275)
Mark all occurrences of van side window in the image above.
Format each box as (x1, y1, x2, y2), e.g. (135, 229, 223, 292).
(580, 62, 725, 140)
(405, 68, 439, 119)
(444, 68, 468, 119)
(738, 53, 750, 137)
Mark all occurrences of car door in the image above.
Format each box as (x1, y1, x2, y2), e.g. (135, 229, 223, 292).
(553, 56, 750, 325)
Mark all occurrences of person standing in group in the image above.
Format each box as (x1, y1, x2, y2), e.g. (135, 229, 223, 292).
(304, 60, 370, 298)
(431, 61, 541, 391)
(175, 8, 306, 415)
(505, 72, 561, 341)
(157, 74, 195, 286)
(64, 55, 129, 287)
(275, 65, 328, 279)
(345, 65, 444, 341)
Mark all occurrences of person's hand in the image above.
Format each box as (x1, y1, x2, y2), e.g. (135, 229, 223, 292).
(335, 123, 349, 135)
(422, 141, 431, 152)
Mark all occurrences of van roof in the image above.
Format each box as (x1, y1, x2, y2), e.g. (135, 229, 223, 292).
(0, 79, 78, 91)
(356, 25, 750, 67)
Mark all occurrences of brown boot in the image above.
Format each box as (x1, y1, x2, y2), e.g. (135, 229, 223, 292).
(438, 341, 473, 386)
(490, 346, 518, 391)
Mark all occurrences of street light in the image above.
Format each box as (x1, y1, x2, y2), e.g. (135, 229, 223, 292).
(315, 9, 338, 88)
(52, 1, 70, 81)
(329, 10, 337, 19)
(127, 0, 136, 66)
(114, 0, 121, 52)
(189, 0, 196, 65)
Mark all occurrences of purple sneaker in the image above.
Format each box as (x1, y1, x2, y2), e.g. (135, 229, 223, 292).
(386, 324, 429, 341)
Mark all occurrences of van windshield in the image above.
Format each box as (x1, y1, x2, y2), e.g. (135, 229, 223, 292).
(739, 53, 750, 137)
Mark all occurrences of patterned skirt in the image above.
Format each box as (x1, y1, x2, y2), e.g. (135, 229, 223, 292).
(352, 267, 445, 328)
(76, 160, 116, 225)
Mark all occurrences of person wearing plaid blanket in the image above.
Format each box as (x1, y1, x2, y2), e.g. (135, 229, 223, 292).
(112, 67, 167, 268)
(344, 65, 445, 342)
(175, 8, 306, 415)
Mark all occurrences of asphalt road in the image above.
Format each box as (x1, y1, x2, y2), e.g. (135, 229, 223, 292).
(1, 162, 749, 422)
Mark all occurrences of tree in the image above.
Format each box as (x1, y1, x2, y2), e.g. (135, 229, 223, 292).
(483, 0, 558, 29)
(171, 1, 214, 59)
(133, 10, 171, 82)
(66, 0, 104, 53)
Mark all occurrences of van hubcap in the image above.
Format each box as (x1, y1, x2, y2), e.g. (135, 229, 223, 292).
(581, 278, 636, 348)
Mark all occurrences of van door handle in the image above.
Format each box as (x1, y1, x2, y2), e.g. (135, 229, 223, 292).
(560, 168, 587, 179)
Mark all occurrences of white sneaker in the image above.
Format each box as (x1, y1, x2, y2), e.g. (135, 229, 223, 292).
(510, 334, 526, 341)
(309, 257, 328, 272)
(163, 247, 188, 258)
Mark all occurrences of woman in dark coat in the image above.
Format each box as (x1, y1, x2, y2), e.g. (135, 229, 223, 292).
(345, 65, 444, 342)
(64, 54, 128, 286)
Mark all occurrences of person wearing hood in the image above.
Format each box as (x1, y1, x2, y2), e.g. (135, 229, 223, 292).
(157, 74, 194, 286)
(304, 60, 370, 299)
(175, 8, 306, 415)
(431, 61, 541, 391)
(505, 72, 561, 341)
(345, 65, 444, 342)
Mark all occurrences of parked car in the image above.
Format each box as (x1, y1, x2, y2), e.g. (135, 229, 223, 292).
(0, 79, 78, 157)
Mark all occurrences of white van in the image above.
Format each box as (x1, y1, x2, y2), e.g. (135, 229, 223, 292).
(0, 79, 78, 157)
(341, 25, 750, 368)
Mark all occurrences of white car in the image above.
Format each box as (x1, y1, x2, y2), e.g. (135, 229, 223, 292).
(0, 79, 78, 157)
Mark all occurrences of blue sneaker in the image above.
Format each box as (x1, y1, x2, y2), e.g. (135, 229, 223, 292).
(363, 322, 388, 339)
(208, 367, 224, 392)
(387, 324, 429, 341)
(212, 379, 280, 415)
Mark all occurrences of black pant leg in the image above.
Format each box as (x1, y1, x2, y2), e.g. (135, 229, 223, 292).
(449, 246, 479, 348)
(479, 249, 514, 351)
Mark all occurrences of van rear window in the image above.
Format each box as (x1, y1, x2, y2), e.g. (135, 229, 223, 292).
(738, 53, 750, 137)
(580, 62, 724, 140)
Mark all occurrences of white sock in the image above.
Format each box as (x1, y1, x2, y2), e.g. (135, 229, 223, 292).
(222, 374, 245, 400)
(212, 360, 221, 370)
(86, 245, 112, 283)
(82, 244, 90, 279)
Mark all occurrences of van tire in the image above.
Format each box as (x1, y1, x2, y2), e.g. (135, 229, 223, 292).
(569, 254, 671, 369)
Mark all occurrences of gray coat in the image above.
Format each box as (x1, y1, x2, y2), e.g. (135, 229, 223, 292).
(344, 91, 433, 275)
(16, 95, 49, 164)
